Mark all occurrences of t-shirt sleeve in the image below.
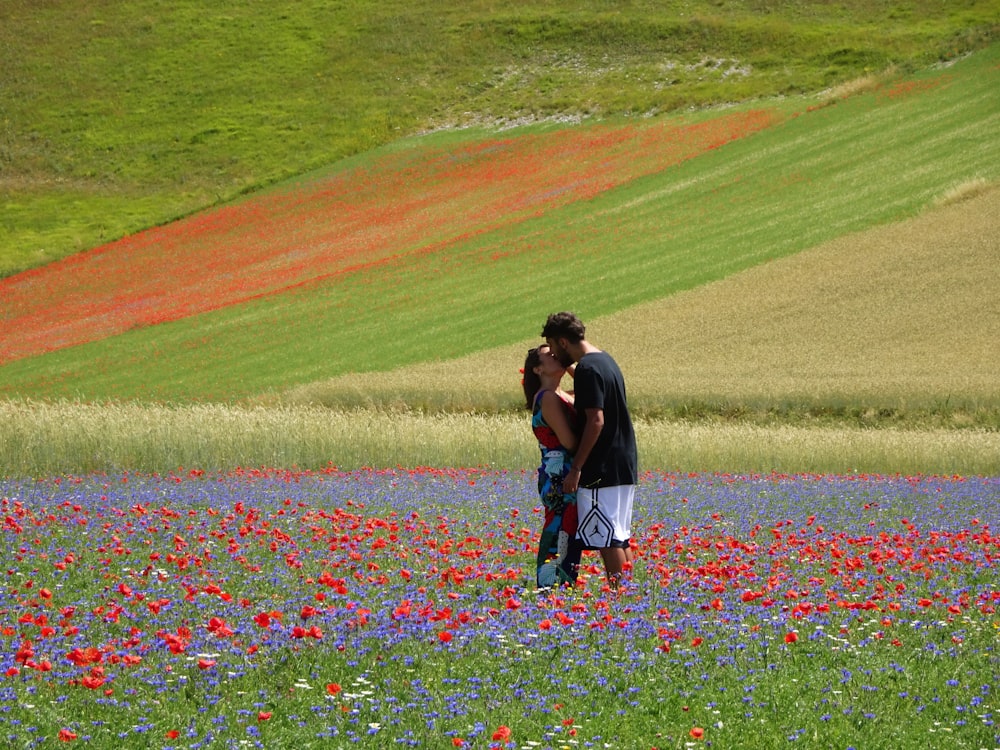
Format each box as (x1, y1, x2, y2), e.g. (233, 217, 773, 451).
(575, 363, 605, 411)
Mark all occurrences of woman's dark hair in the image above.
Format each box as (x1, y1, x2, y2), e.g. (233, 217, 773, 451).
(522, 347, 543, 410)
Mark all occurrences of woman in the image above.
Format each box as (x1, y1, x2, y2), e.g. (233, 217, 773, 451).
(522, 344, 583, 588)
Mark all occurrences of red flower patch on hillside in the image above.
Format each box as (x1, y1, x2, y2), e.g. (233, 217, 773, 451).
(0, 111, 777, 364)
(877, 76, 952, 101)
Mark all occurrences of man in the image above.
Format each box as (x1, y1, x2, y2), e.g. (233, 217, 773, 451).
(541, 311, 637, 590)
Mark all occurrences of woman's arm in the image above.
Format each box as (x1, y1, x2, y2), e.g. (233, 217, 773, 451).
(540, 391, 578, 453)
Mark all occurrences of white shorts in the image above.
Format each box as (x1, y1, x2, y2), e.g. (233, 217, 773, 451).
(576, 485, 635, 549)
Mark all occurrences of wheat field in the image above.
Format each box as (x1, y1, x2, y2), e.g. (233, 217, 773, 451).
(3, 399, 998, 476)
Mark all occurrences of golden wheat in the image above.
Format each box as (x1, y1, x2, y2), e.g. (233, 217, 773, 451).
(2, 399, 998, 476)
(819, 71, 889, 103)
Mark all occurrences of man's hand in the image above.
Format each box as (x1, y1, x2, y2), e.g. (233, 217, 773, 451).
(564, 466, 581, 494)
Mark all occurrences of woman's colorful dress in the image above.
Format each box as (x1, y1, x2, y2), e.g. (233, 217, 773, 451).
(531, 389, 582, 587)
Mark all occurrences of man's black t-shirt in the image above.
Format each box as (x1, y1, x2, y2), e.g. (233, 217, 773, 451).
(573, 351, 638, 488)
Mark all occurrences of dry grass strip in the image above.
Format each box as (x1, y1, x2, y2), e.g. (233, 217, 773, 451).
(3, 401, 998, 476)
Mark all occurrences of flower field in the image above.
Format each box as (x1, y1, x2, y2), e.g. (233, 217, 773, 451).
(0, 110, 776, 366)
(1, 468, 996, 748)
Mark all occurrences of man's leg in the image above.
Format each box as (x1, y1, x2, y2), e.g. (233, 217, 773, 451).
(600, 546, 628, 589)
(603, 484, 635, 589)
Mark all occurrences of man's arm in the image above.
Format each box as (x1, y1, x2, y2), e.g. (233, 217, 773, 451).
(563, 407, 603, 494)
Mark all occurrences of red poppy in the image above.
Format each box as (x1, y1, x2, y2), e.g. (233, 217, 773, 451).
(784, 632, 798, 644)
(257, 711, 272, 722)
(690, 727, 705, 739)
(492, 725, 512, 741)
(196, 659, 216, 670)
(207, 617, 234, 637)
(14, 641, 33, 665)
(58, 728, 77, 742)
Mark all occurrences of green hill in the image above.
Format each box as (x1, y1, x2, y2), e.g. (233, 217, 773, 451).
(1, 43, 997, 416)
(2, 0, 996, 277)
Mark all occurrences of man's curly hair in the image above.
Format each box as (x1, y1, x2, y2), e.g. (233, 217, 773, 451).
(541, 311, 585, 343)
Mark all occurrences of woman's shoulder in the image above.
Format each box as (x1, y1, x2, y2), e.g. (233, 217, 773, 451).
(532, 388, 551, 411)
(540, 389, 574, 411)
(537, 388, 567, 402)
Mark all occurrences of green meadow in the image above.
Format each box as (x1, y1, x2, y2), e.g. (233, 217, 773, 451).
(3, 0, 996, 277)
(1, 2, 998, 475)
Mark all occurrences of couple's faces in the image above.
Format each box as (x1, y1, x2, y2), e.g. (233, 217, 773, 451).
(535, 345, 565, 378)
(545, 338, 574, 368)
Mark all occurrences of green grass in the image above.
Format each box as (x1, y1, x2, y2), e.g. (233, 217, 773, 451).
(2, 0, 997, 277)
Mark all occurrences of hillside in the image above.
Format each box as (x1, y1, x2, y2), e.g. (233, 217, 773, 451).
(2, 1, 997, 277)
(0, 43, 996, 412)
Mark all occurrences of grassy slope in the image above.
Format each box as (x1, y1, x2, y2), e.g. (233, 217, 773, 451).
(2, 0, 997, 276)
(0, 45, 997, 409)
